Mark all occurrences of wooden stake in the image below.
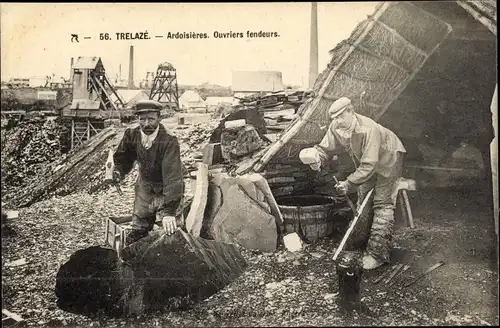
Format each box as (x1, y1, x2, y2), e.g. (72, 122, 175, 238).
(332, 188, 374, 261)
(402, 190, 415, 228)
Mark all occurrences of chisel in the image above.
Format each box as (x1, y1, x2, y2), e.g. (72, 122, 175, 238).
(333, 176, 357, 216)
(402, 261, 445, 288)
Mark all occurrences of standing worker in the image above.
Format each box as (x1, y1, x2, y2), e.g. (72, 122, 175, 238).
(111, 100, 184, 245)
(304, 97, 406, 270)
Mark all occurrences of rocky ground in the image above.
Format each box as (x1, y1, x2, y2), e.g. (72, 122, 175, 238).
(1, 113, 498, 327)
(2, 180, 498, 327)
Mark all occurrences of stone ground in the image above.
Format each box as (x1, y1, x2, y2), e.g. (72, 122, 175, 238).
(2, 182, 497, 327)
(1, 112, 498, 326)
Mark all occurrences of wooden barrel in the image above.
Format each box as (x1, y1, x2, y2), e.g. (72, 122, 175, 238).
(276, 195, 351, 244)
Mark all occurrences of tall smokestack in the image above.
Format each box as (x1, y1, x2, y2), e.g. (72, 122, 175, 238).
(308, 2, 318, 89)
(70, 57, 74, 83)
(128, 45, 134, 88)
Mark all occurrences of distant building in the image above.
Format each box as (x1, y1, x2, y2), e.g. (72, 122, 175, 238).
(231, 71, 284, 94)
(7, 77, 48, 88)
(110, 89, 149, 108)
(8, 78, 30, 88)
(179, 90, 206, 111)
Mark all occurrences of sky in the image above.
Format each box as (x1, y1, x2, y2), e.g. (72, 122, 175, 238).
(1, 2, 378, 87)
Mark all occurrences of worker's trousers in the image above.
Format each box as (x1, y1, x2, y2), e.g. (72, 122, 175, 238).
(354, 154, 404, 263)
(126, 181, 180, 245)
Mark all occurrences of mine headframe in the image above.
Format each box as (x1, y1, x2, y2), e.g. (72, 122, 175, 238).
(69, 56, 125, 114)
(65, 56, 127, 150)
(149, 62, 180, 111)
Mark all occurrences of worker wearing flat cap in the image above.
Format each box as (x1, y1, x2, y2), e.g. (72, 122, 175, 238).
(307, 97, 406, 270)
(112, 100, 184, 245)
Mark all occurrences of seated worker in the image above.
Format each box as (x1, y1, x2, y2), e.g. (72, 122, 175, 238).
(307, 97, 406, 270)
(112, 100, 184, 245)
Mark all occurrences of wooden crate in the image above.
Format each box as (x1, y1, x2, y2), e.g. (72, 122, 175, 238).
(104, 216, 133, 251)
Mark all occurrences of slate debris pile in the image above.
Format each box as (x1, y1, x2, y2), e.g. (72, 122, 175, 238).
(175, 120, 220, 172)
(2, 127, 124, 208)
(1, 119, 70, 203)
(220, 125, 264, 162)
(2, 118, 220, 208)
(235, 90, 313, 112)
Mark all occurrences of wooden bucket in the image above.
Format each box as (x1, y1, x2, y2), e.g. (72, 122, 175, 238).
(276, 195, 351, 244)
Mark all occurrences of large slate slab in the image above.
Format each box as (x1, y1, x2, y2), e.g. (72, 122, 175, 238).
(210, 184, 278, 252)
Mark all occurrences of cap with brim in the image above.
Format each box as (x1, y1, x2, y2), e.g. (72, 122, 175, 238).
(328, 97, 351, 118)
(134, 100, 163, 114)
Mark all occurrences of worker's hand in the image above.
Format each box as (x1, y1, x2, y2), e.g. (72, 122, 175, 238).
(309, 161, 321, 171)
(162, 216, 178, 235)
(335, 180, 350, 196)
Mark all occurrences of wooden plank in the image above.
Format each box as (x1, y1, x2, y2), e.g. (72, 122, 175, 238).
(2, 309, 23, 323)
(185, 163, 209, 237)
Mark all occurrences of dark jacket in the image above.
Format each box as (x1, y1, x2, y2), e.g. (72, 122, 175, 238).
(114, 124, 184, 217)
(315, 114, 406, 185)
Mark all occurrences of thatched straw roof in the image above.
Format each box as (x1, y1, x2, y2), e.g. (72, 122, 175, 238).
(245, 1, 495, 173)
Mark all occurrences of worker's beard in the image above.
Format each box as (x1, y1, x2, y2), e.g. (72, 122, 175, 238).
(142, 124, 158, 135)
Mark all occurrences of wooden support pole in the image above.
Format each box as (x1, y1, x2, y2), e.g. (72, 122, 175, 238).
(71, 119, 75, 149)
(87, 120, 90, 141)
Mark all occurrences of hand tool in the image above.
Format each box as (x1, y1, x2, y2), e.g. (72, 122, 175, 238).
(333, 176, 357, 215)
(332, 188, 374, 262)
(105, 148, 123, 195)
(384, 263, 404, 284)
(372, 265, 396, 284)
(387, 264, 410, 287)
(402, 261, 445, 288)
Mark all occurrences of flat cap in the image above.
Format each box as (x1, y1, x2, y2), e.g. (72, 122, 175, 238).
(134, 100, 163, 114)
(328, 97, 351, 118)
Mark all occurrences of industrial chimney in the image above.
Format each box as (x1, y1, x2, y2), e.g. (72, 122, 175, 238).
(308, 2, 318, 89)
(128, 45, 134, 88)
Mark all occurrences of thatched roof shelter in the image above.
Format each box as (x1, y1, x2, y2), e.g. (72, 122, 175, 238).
(245, 1, 496, 173)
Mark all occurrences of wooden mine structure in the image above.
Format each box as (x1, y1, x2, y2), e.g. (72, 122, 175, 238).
(149, 62, 180, 111)
(62, 56, 127, 149)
